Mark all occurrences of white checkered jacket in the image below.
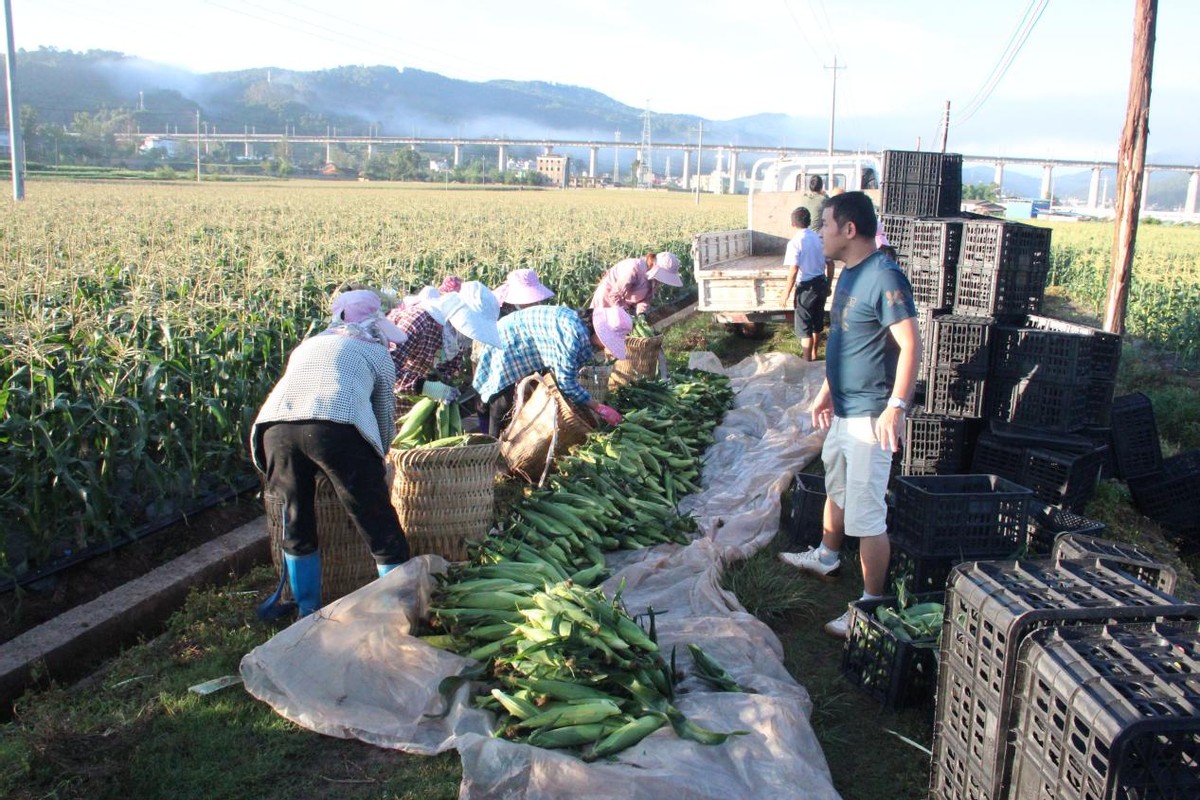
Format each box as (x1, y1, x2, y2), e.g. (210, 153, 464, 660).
(250, 332, 398, 471)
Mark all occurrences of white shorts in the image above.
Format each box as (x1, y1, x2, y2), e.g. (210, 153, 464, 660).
(821, 415, 891, 537)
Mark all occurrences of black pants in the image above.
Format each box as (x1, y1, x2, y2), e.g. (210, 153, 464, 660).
(262, 421, 409, 564)
(486, 386, 518, 438)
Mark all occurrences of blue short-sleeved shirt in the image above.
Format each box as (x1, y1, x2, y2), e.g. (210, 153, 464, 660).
(826, 250, 917, 418)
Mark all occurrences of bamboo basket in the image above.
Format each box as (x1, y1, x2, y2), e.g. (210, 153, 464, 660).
(264, 474, 377, 605)
(500, 372, 596, 483)
(608, 335, 664, 390)
(578, 364, 615, 404)
(388, 433, 501, 561)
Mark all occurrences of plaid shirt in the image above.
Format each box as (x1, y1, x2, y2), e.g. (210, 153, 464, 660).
(386, 306, 455, 394)
(250, 332, 397, 470)
(473, 305, 595, 405)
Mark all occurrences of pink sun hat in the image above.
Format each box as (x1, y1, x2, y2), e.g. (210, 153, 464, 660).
(493, 268, 555, 306)
(647, 251, 683, 287)
(593, 306, 632, 361)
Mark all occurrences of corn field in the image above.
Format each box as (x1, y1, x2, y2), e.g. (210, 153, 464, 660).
(1046, 221, 1200, 360)
(0, 181, 743, 578)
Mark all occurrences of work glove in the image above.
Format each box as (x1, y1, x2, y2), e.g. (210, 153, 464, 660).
(421, 380, 459, 403)
(595, 404, 622, 426)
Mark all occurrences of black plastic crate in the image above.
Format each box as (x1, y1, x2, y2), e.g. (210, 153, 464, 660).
(841, 592, 943, 709)
(1080, 426, 1115, 479)
(889, 543, 970, 595)
(926, 366, 989, 418)
(1084, 378, 1116, 427)
(990, 315, 1094, 383)
(1127, 449, 1200, 537)
(988, 374, 1089, 433)
(900, 413, 976, 476)
(1109, 392, 1163, 479)
(1052, 532, 1176, 594)
(986, 419, 1094, 453)
(970, 434, 1025, 484)
(957, 218, 1052, 272)
(1008, 623, 1200, 800)
(913, 304, 947, 382)
(880, 181, 947, 217)
(878, 213, 915, 260)
(891, 474, 1031, 557)
(882, 150, 961, 184)
(780, 472, 826, 550)
(932, 560, 1200, 800)
(929, 313, 993, 370)
(1022, 445, 1105, 513)
(929, 663, 999, 800)
(1024, 502, 1105, 555)
(907, 220, 963, 306)
(954, 263, 1047, 319)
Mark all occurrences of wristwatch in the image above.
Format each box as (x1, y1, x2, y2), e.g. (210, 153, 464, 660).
(887, 397, 907, 411)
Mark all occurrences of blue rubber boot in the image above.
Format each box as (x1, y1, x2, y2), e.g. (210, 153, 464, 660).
(283, 552, 322, 617)
(377, 562, 402, 578)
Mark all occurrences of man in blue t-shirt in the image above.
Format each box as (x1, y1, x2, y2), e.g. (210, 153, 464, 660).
(779, 191, 922, 639)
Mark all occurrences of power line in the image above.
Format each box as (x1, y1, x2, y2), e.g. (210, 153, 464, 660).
(952, 0, 1049, 126)
(809, 0, 839, 59)
(779, 0, 826, 69)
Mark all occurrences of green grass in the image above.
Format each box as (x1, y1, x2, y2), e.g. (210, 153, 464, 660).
(0, 567, 463, 800)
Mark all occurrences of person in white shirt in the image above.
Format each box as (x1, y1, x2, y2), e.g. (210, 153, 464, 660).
(780, 206, 835, 361)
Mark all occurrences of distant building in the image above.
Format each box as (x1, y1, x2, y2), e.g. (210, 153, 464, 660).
(537, 154, 570, 188)
(963, 199, 1006, 216)
(140, 136, 179, 157)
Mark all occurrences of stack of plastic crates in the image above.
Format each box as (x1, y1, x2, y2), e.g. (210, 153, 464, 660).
(926, 314, 994, 419)
(779, 472, 825, 550)
(840, 592, 943, 709)
(887, 474, 1031, 594)
(1051, 532, 1177, 594)
(1008, 622, 1200, 800)
(928, 559, 1200, 800)
(880, 150, 963, 217)
(987, 315, 1120, 433)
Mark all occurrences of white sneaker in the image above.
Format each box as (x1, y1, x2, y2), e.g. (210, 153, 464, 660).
(778, 547, 841, 580)
(823, 609, 851, 639)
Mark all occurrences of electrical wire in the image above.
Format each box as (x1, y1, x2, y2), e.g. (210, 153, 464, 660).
(779, 0, 827, 70)
(952, 0, 1049, 126)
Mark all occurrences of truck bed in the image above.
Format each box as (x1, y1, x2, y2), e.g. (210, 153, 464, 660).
(696, 253, 792, 314)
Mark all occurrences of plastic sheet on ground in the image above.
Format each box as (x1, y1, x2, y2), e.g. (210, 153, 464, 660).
(241, 352, 835, 799)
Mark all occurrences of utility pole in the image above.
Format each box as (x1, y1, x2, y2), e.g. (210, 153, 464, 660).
(939, 101, 951, 153)
(195, 109, 201, 183)
(694, 120, 703, 204)
(1105, 0, 1156, 335)
(4, 0, 24, 200)
(824, 56, 845, 191)
(613, 130, 620, 184)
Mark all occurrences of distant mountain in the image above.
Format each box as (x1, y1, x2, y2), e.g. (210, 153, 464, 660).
(7, 47, 802, 148)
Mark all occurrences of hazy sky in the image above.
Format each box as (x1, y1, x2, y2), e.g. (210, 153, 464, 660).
(11, 0, 1200, 162)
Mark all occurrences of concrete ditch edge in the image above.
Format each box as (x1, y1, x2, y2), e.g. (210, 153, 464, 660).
(0, 517, 270, 714)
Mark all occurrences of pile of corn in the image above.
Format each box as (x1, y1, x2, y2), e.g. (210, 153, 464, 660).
(422, 372, 746, 760)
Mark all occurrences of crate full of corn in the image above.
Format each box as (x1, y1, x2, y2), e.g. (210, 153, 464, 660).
(840, 588, 944, 709)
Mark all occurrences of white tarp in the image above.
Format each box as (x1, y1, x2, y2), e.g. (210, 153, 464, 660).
(241, 352, 834, 798)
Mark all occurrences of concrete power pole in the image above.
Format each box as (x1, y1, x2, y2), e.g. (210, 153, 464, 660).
(939, 101, 951, 153)
(1104, 0, 1157, 335)
(824, 56, 845, 190)
(4, 0, 24, 201)
(195, 109, 201, 183)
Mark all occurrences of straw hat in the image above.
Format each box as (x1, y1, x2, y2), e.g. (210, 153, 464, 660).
(494, 268, 555, 306)
(593, 306, 632, 361)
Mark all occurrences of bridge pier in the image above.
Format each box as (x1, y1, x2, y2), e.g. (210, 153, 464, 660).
(1088, 166, 1101, 209)
(682, 150, 691, 190)
(1040, 164, 1053, 200)
(1141, 170, 1150, 211)
(453, 144, 461, 167)
(498, 145, 507, 172)
(728, 150, 739, 194)
(1187, 170, 1199, 215)
(588, 147, 597, 177)
(993, 161, 1004, 193)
